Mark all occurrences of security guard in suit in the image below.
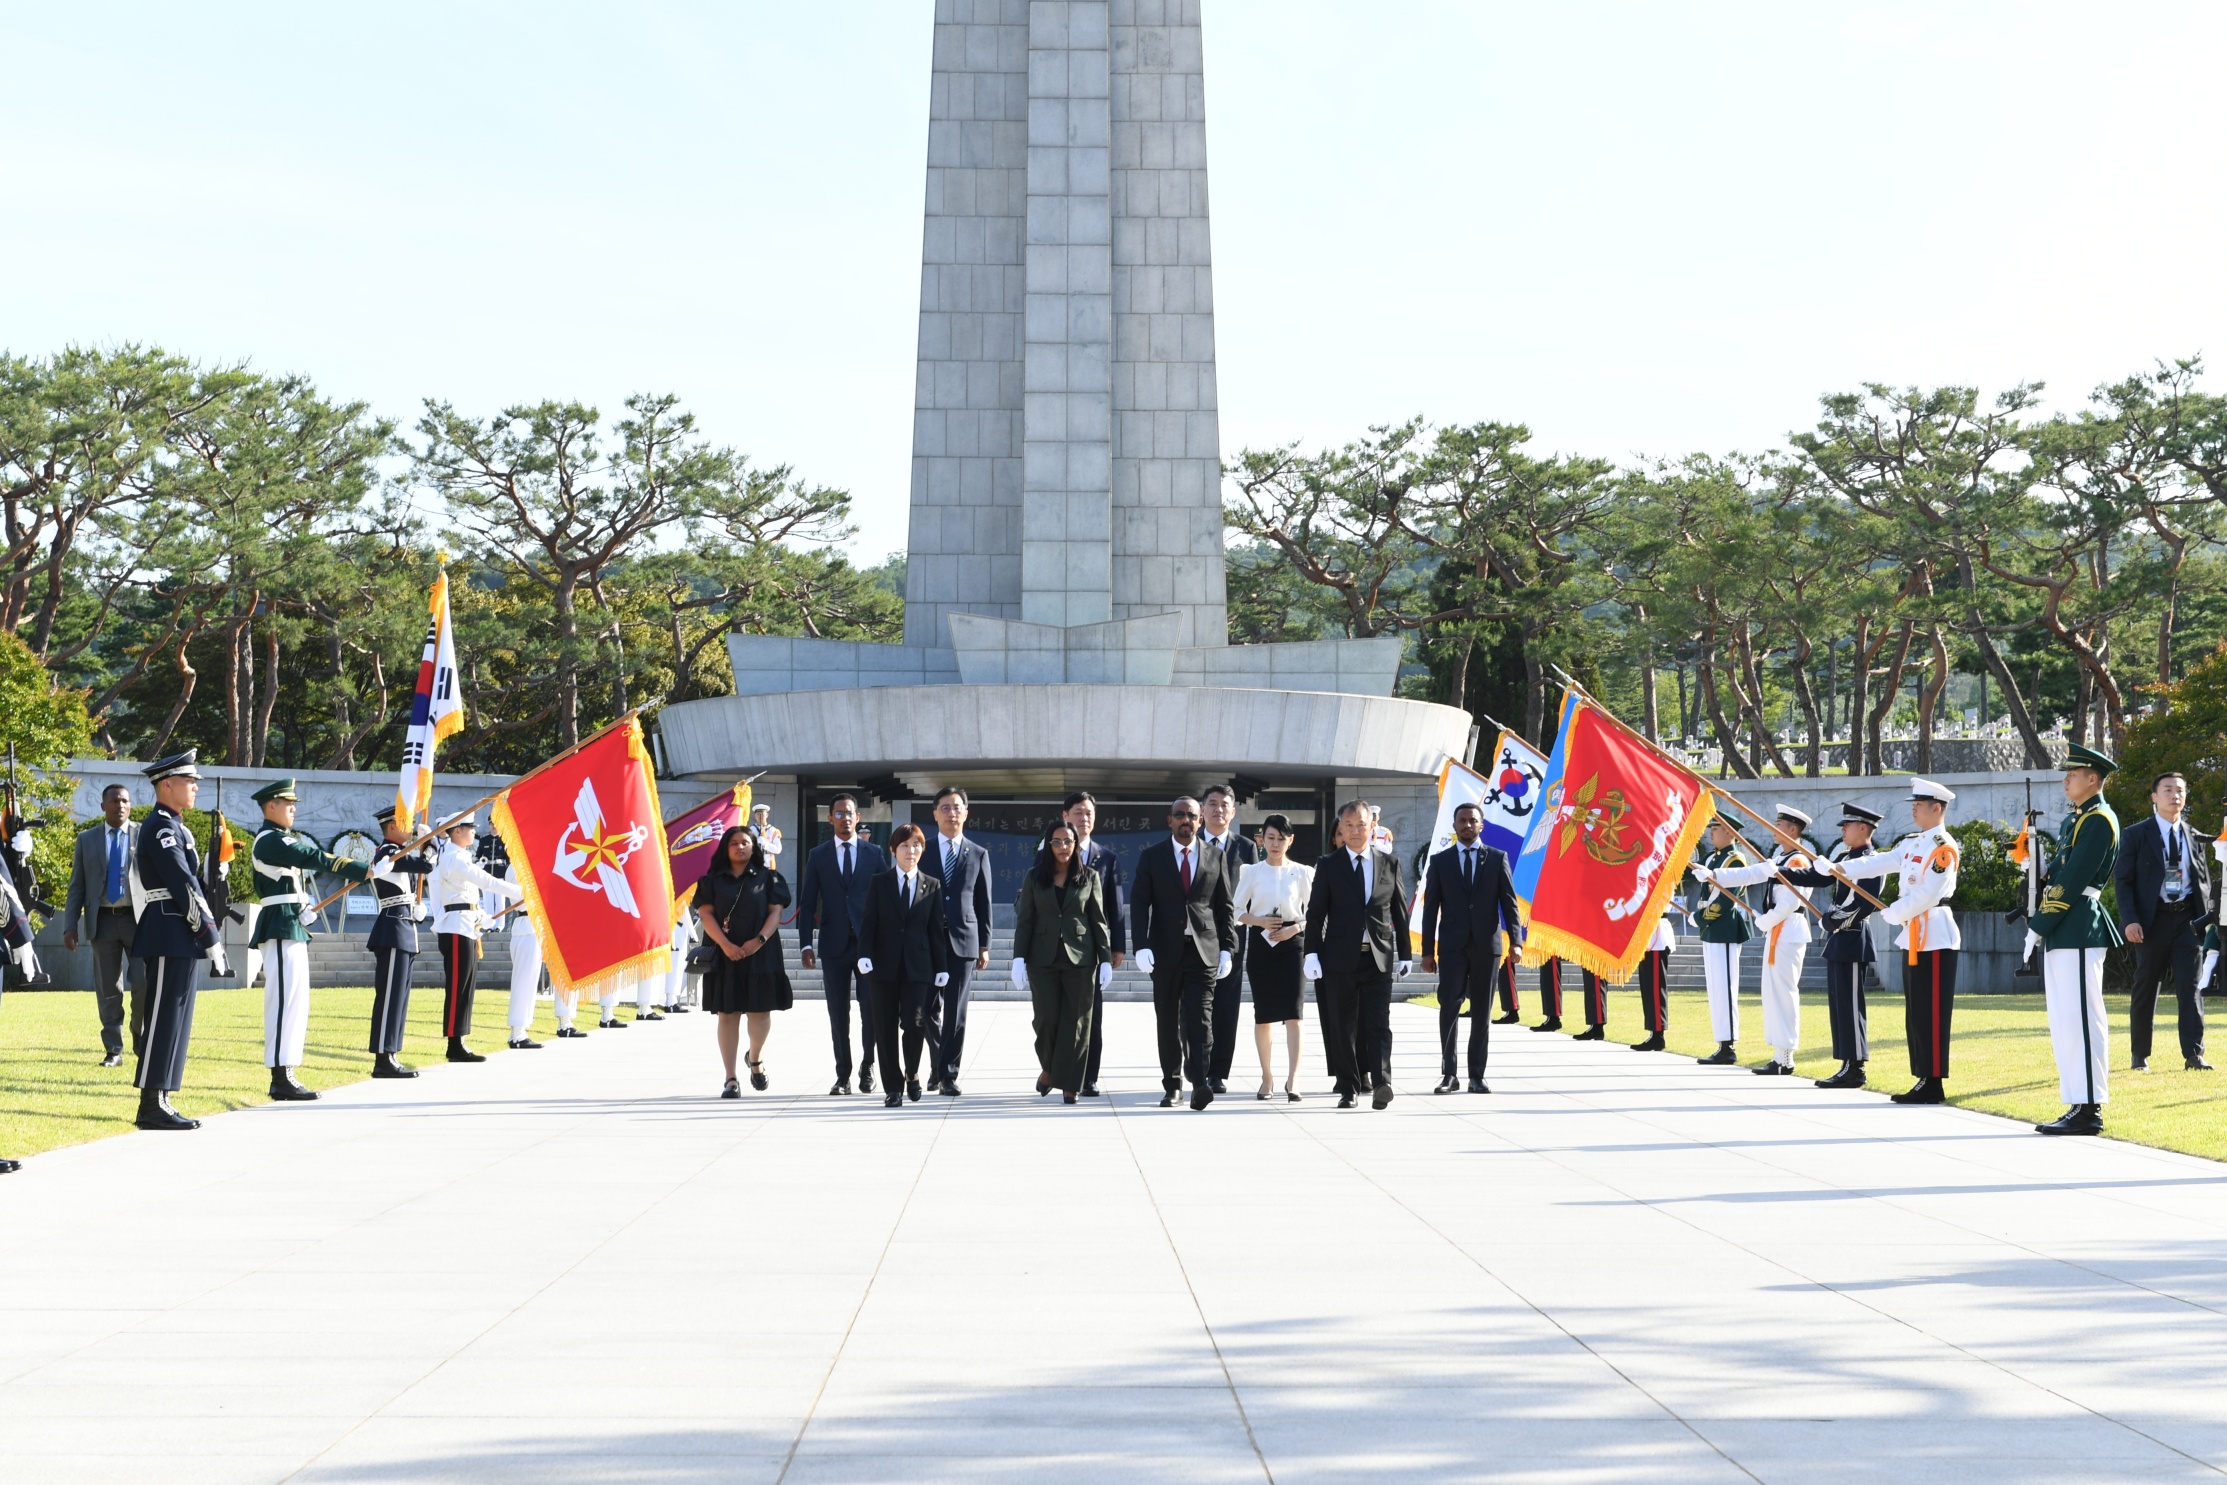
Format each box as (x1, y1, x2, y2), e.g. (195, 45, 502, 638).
(249, 779, 370, 1101)
(1688, 819, 1753, 1065)
(2030, 743, 2122, 1136)
(365, 804, 439, 1077)
(129, 750, 227, 1131)
(1784, 803, 1883, 1089)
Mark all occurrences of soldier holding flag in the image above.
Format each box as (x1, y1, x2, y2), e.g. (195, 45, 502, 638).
(1688, 819, 1753, 1066)
(1834, 779, 1963, 1105)
(1696, 805, 1820, 1077)
(1783, 803, 1884, 1089)
(2028, 744, 2122, 1136)
(249, 779, 370, 1102)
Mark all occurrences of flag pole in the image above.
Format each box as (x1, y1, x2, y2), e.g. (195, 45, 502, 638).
(304, 710, 643, 918)
(1543, 666, 1875, 919)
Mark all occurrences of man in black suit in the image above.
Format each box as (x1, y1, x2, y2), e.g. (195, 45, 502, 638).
(2115, 770, 2214, 1072)
(61, 782, 143, 1067)
(1419, 801, 1524, 1094)
(1305, 798, 1414, 1110)
(1068, 791, 1127, 1097)
(855, 824, 951, 1107)
(918, 785, 993, 1096)
(1197, 783, 1257, 1093)
(1130, 795, 1235, 1110)
(799, 792, 889, 1095)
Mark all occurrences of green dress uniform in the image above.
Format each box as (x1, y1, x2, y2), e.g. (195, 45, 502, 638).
(1690, 842, 1752, 1057)
(248, 780, 368, 1098)
(2033, 756, 2121, 1121)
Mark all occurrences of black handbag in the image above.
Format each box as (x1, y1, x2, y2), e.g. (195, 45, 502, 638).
(684, 879, 744, 975)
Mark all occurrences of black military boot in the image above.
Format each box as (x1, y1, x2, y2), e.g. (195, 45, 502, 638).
(268, 1067, 318, 1101)
(1531, 1017, 1562, 1033)
(1697, 1041, 1737, 1065)
(1891, 1077, 1945, 1104)
(1815, 1060, 1866, 1089)
(135, 1088, 199, 1131)
(2036, 1103, 2103, 1136)
(1570, 1025, 1605, 1041)
(446, 1037, 485, 1063)
(1629, 1032, 1666, 1052)
(372, 1052, 419, 1079)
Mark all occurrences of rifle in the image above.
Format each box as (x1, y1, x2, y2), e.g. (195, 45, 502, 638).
(2005, 775, 2042, 978)
(0, 744, 58, 919)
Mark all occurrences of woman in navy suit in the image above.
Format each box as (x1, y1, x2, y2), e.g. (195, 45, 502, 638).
(857, 824, 951, 1108)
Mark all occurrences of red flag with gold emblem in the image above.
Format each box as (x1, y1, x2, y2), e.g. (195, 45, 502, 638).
(1509, 690, 1715, 982)
(492, 717, 672, 998)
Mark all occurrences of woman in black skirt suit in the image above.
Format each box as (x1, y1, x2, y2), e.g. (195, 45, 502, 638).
(693, 825, 793, 1097)
(1230, 814, 1314, 1101)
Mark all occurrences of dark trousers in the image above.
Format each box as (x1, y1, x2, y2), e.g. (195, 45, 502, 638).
(1439, 953, 1495, 1077)
(134, 955, 199, 1092)
(1537, 959, 1563, 1020)
(927, 951, 974, 1084)
(871, 977, 934, 1085)
(1209, 949, 1245, 1083)
(1496, 957, 1520, 1016)
(1580, 969, 1608, 1027)
(438, 933, 477, 1039)
(1825, 958, 1869, 1061)
(1322, 953, 1393, 1094)
(1903, 948, 1958, 1079)
(1636, 951, 1668, 1032)
(1031, 963, 1096, 1093)
(2129, 908, 2205, 1061)
(369, 947, 414, 1054)
(1150, 953, 1214, 1090)
(821, 951, 875, 1082)
(1085, 982, 1106, 1087)
(89, 915, 145, 1056)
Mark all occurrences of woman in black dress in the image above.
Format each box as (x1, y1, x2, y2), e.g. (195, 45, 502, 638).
(693, 825, 794, 1097)
(1230, 813, 1313, 1101)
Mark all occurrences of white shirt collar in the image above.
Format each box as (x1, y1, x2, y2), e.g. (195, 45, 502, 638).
(2157, 812, 2186, 835)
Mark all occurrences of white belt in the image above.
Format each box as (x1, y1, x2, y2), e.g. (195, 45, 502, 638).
(258, 893, 308, 907)
(2082, 886, 2102, 900)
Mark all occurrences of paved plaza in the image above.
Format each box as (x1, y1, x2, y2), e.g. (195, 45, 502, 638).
(7, 1001, 2227, 1484)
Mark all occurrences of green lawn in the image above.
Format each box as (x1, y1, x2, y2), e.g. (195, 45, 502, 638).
(0, 984, 677, 1161)
(1419, 985, 2227, 1161)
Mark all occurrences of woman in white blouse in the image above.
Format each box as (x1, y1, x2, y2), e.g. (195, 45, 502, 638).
(1231, 813, 1314, 1101)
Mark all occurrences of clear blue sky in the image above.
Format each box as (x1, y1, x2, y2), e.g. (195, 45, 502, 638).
(5, 3, 2223, 558)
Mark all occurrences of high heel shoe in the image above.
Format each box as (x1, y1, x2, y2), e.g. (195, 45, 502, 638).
(1285, 1085, 1301, 1103)
(721, 1078, 741, 1100)
(1037, 1073, 1052, 1096)
(1062, 1090, 1078, 1104)
(1257, 1079, 1274, 1100)
(746, 1054, 767, 1092)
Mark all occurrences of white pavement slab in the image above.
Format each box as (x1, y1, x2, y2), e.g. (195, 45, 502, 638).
(7, 1003, 2227, 1484)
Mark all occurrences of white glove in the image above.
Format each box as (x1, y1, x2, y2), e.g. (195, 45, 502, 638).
(1395, 960, 1413, 979)
(1217, 950, 1231, 979)
(2023, 930, 2042, 959)
(1688, 865, 1714, 885)
(1303, 952, 1322, 981)
(1010, 957, 1029, 989)
(8, 829, 30, 856)
(934, 971, 950, 987)
(855, 956, 873, 976)
(1097, 961, 1113, 989)
(1135, 947, 1155, 974)
(208, 942, 232, 979)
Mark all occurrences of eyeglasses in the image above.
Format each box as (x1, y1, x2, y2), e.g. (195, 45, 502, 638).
(1169, 811, 1198, 820)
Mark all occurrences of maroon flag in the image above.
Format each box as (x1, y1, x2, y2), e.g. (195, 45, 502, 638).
(664, 781, 752, 921)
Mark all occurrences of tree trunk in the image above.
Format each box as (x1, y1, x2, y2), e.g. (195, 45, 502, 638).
(148, 635, 200, 759)
(1848, 619, 1871, 776)
(1915, 625, 1949, 774)
(1729, 624, 1798, 777)
(554, 573, 581, 750)
(1676, 662, 1691, 744)
(2073, 662, 2093, 747)
(251, 624, 281, 767)
(1789, 635, 1821, 778)
(321, 651, 389, 770)
(1521, 642, 1545, 746)
(1697, 634, 1759, 779)
(1866, 621, 1914, 776)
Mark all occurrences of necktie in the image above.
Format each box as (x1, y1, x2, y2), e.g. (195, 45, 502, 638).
(106, 827, 125, 903)
(1180, 847, 1192, 892)
(903, 873, 912, 907)
(1463, 847, 1474, 885)
(944, 841, 954, 879)
(2169, 824, 2184, 898)
(840, 842, 852, 881)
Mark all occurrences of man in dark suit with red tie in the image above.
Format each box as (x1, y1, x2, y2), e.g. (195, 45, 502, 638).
(1130, 796, 1235, 1110)
(1419, 801, 1525, 1094)
(1305, 799, 1415, 1109)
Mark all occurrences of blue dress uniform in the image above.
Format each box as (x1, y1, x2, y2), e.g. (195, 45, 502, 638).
(1782, 802, 1884, 1089)
(365, 803, 437, 1074)
(129, 751, 224, 1130)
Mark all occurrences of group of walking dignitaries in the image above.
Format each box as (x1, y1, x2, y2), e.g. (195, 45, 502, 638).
(0, 724, 2213, 1174)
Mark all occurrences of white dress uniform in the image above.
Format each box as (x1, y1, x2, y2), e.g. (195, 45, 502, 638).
(508, 908, 543, 1038)
(663, 913, 694, 1010)
(1706, 811, 1819, 1070)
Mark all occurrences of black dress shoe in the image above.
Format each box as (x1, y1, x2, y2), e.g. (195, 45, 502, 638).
(1751, 1060, 1793, 1077)
(0, 1157, 18, 1173)
(268, 1069, 319, 1101)
(1190, 1084, 1214, 1111)
(829, 1081, 850, 1096)
(2036, 1103, 2104, 1136)
(940, 1081, 962, 1097)
(1467, 1078, 1489, 1094)
(2131, 1056, 2149, 1072)
(1159, 1091, 1177, 1108)
(883, 1091, 903, 1107)
(722, 1078, 741, 1100)
(1336, 1092, 1357, 1109)
(1697, 1042, 1737, 1065)
(1890, 1078, 1945, 1104)
(1063, 1090, 1078, 1104)
(635, 1010, 664, 1022)
(1038, 1073, 1054, 1096)
(1815, 1062, 1866, 1089)
(135, 1090, 199, 1131)
(599, 1018, 627, 1030)
(447, 1039, 485, 1063)
(1081, 1084, 1100, 1096)
(1571, 1026, 1605, 1041)
(1372, 1083, 1395, 1110)
(1530, 1018, 1562, 1033)
(1434, 1075, 1460, 1094)
(1212, 1078, 1227, 1094)
(372, 1054, 420, 1079)
(1629, 1034, 1665, 1052)
(1492, 1012, 1520, 1025)
(2189, 1057, 2215, 1071)
(100, 1052, 123, 1068)
(667, 1003, 692, 1014)
(859, 1070, 875, 1094)
(906, 1079, 923, 1103)
(508, 1038, 543, 1050)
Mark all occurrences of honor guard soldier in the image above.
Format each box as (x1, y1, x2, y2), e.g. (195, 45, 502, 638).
(2028, 744, 2121, 1136)
(1688, 818, 1753, 1064)
(248, 779, 370, 1101)
(129, 750, 227, 1131)
(365, 804, 438, 1077)
(433, 813, 521, 1062)
(1570, 964, 1609, 1041)
(1700, 805, 1819, 1076)
(1629, 902, 1675, 1052)
(1784, 803, 1884, 1089)
(1530, 957, 1564, 1034)
(1836, 779, 1961, 1104)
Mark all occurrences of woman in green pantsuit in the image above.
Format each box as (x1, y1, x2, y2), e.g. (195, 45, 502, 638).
(1010, 821, 1112, 1103)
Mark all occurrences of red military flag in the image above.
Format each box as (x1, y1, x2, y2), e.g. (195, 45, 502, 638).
(492, 716, 673, 999)
(1509, 690, 1714, 982)
(664, 780, 753, 922)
